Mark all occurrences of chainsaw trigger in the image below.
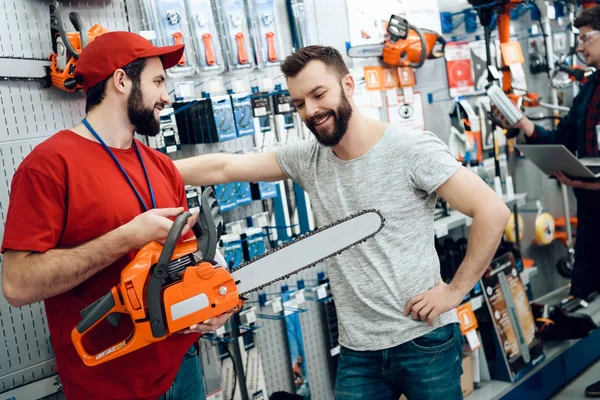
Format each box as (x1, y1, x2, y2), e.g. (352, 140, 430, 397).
(107, 313, 122, 328)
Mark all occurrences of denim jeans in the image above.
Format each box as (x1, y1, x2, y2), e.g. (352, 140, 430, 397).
(158, 344, 206, 400)
(334, 323, 464, 400)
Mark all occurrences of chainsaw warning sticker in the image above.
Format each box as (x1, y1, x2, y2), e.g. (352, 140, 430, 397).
(96, 340, 127, 360)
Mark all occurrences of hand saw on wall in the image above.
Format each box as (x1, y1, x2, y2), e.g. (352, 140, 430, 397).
(71, 187, 385, 367)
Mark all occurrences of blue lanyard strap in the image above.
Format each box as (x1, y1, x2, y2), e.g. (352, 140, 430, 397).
(82, 118, 156, 212)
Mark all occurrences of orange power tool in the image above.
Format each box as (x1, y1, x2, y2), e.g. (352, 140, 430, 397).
(347, 14, 446, 69)
(71, 191, 386, 367)
(71, 188, 242, 367)
(49, 1, 108, 92)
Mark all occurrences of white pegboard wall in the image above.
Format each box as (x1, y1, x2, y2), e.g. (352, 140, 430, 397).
(0, 0, 131, 60)
(253, 266, 336, 400)
(0, 300, 56, 392)
(0, 138, 49, 242)
(0, 81, 86, 143)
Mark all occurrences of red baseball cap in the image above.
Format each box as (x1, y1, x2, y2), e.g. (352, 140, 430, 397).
(74, 31, 184, 93)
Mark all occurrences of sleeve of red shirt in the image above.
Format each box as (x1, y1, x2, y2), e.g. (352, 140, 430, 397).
(1, 167, 66, 253)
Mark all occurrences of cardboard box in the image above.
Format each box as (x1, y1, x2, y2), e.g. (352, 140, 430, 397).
(461, 353, 474, 397)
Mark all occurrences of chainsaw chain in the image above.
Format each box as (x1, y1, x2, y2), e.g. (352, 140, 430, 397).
(231, 209, 385, 296)
(1, 56, 51, 82)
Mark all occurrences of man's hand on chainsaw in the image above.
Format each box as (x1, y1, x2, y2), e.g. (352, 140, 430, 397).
(121, 207, 199, 249)
(180, 312, 232, 334)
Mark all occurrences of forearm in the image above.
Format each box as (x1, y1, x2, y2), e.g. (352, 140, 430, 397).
(174, 154, 233, 186)
(4, 227, 133, 306)
(449, 204, 510, 297)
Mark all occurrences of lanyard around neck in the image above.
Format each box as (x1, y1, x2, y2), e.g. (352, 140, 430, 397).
(82, 118, 156, 212)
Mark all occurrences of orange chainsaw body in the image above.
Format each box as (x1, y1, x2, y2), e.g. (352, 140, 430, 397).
(49, 24, 108, 92)
(72, 190, 237, 367)
(382, 30, 443, 67)
(71, 239, 242, 367)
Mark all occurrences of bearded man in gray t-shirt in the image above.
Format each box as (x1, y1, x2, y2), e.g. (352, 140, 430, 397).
(175, 46, 510, 400)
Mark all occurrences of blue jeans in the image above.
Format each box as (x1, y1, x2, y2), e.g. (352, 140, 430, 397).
(334, 323, 464, 400)
(159, 344, 206, 400)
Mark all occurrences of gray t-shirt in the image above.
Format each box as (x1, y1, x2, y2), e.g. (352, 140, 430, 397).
(276, 125, 462, 351)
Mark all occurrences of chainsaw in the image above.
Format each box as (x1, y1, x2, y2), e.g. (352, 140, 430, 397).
(71, 187, 384, 367)
(347, 14, 445, 68)
(49, 0, 108, 92)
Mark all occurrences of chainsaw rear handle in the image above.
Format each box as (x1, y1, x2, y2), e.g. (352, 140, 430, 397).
(71, 286, 131, 366)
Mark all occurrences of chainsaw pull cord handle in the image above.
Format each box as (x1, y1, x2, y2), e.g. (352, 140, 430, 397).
(53, 1, 80, 60)
(69, 11, 88, 50)
(147, 211, 192, 338)
(407, 23, 427, 69)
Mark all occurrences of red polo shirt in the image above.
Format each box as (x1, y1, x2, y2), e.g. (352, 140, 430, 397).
(2, 130, 200, 399)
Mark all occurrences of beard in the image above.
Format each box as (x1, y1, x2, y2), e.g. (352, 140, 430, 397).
(305, 91, 353, 147)
(127, 83, 162, 137)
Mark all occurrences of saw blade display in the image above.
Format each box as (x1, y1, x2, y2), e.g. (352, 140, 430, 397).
(231, 208, 385, 295)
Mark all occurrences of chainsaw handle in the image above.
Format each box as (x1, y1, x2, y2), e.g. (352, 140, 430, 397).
(52, 1, 80, 60)
(431, 34, 446, 59)
(69, 11, 88, 49)
(407, 24, 427, 69)
(76, 290, 118, 334)
(147, 211, 193, 338)
(72, 287, 132, 366)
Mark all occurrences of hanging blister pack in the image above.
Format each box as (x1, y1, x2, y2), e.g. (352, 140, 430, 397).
(147, 107, 182, 153)
(247, 0, 283, 67)
(231, 93, 255, 138)
(286, 0, 311, 51)
(217, 0, 254, 70)
(251, 92, 277, 149)
(150, 0, 197, 77)
(210, 95, 238, 142)
(272, 89, 299, 144)
(185, 0, 225, 73)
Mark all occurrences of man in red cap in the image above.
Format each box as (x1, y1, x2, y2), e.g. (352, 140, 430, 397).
(1, 31, 229, 399)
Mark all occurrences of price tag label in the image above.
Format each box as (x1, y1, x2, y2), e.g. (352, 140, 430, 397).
(166, 145, 178, 153)
(317, 284, 328, 299)
(271, 297, 283, 313)
(295, 290, 305, 305)
(386, 89, 398, 106)
(435, 224, 449, 238)
(241, 308, 257, 325)
(466, 330, 482, 351)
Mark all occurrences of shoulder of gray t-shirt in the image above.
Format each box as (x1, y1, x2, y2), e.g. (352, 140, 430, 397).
(276, 124, 461, 194)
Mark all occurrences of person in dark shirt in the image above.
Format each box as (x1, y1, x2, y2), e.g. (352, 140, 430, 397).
(496, 6, 600, 397)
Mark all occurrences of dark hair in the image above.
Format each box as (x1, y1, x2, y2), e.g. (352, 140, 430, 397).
(84, 58, 148, 113)
(280, 45, 350, 79)
(574, 6, 600, 30)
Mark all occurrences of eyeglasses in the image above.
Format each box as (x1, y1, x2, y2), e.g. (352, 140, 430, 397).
(579, 30, 600, 46)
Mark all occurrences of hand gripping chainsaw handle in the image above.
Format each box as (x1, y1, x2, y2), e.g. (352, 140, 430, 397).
(72, 188, 241, 366)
